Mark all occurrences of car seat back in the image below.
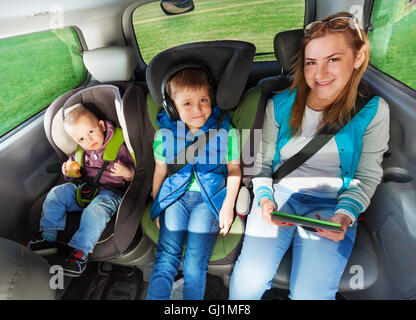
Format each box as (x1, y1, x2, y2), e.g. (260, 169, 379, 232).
(257, 29, 304, 98)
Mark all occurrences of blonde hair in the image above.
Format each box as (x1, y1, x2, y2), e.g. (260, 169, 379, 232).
(289, 12, 370, 134)
(63, 104, 100, 132)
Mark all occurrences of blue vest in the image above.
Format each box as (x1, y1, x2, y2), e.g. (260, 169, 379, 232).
(151, 106, 230, 221)
(272, 88, 380, 203)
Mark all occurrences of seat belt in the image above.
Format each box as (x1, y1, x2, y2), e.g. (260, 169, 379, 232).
(272, 94, 374, 184)
(167, 110, 228, 176)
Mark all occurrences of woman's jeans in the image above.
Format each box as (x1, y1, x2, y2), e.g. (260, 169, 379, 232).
(146, 191, 219, 300)
(229, 185, 357, 300)
(40, 182, 121, 254)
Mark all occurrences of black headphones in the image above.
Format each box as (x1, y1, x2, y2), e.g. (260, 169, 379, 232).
(161, 63, 216, 120)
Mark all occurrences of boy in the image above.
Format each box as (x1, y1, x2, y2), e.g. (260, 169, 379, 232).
(26, 104, 134, 277)
(146, 67, 241, 300)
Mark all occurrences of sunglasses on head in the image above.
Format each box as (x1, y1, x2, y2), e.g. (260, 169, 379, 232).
(304, 16, 363, 41)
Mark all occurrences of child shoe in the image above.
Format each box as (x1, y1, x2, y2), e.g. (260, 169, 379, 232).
(61, 250, 88, 277)
(26, 236, 57, 255)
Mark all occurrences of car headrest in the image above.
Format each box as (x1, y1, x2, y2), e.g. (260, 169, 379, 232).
(49, 85, 123, 155)
(273, 29, 304, 74)
(146, 40, 256, 110)
(83, 46, 138, 82)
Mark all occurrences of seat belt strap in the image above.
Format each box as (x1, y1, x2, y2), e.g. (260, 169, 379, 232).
(167, 110, 228, 176)
(272, 94, 373, 184)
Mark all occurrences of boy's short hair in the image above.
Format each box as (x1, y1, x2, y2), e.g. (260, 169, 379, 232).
(166, 68, 211, 98)
(64, 103, 99, 129)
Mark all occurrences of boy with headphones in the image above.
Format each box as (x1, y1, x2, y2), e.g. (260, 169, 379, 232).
(146, 65, 241, 300)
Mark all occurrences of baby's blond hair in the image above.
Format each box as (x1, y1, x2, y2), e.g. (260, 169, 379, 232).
(63, 104, 100, 132)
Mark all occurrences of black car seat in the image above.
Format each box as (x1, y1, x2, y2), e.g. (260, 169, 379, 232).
(0, 237, 55, 299)
(258, 29, 379, 292)
(28, 46, 155, 261)
(140, 40, 268, 283)
(257, 29, 304, 97)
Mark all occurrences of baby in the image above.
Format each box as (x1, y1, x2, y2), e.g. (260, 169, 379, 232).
(26, 104, 134, 277)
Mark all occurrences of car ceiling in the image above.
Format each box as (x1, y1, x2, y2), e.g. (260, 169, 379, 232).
(0, 0, 142, 47)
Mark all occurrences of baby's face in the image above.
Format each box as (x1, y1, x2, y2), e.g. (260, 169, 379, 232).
(172, 86, 212, 132)
(67, 115, 105, 151)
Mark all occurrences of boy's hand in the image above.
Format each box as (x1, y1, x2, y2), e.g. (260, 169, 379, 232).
(110, 160, 134, 180)
(219, 205, 234, 236)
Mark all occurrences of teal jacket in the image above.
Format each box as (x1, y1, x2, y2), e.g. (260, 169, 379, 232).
(253, 88, 390, 223)
(151, 106, 230, 221)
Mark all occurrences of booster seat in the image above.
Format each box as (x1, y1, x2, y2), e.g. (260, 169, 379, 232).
(28, 46, 155, 261)
(141, 40, 267, 283)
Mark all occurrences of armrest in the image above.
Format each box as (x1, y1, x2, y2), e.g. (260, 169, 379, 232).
(235, 186, 251, 216)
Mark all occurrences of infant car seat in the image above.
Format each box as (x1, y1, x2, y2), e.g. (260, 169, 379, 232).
(141, 40, 267, 284)
(28, 47, 155, 261)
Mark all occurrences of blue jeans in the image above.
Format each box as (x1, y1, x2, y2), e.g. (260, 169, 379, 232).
(146, 191, 219, 300)
(40, 182, 121, 254)
(229, 185, 357, 300)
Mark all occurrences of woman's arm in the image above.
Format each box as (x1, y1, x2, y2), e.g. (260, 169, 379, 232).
(251, 98, 280, 204)
(335, 97, 390, 224)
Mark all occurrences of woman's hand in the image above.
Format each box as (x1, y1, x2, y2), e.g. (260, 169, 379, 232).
(259, 198, 292, 227)
(315, 213, 352, 242)
(110, 160, 134, 180)
(219, 205, 234, 236)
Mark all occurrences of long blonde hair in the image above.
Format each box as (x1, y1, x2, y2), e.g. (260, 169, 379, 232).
(289, 12, 370, 133)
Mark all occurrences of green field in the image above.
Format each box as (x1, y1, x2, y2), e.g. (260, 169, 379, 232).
(133, 0, 305, 63)
(368, 0, 416, 89)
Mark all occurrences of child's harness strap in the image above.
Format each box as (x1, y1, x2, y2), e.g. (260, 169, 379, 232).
(72, 127, 126, 207)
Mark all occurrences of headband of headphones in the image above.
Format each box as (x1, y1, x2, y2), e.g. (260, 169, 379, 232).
(161, 63, 215, 120)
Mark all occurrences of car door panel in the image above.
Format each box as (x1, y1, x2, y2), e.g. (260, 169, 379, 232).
(0, 114, 60, 242)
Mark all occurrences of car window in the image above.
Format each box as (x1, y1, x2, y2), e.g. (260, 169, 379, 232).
(133, 0, 305, 64)
(0, 28, 87, 137)
(368, 0, 416, 90)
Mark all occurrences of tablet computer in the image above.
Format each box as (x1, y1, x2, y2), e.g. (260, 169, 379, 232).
(271, 211, 344, 232)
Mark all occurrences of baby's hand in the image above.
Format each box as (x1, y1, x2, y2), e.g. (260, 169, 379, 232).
(63, 160, 81, 178)
(110, 160, 134, 180)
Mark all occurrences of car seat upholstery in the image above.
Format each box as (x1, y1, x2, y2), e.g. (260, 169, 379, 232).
(28, 46, 155, 261)
(260, 29, 379, 292)
(142, 40, 267, 268)
(0, 237, 55, 299)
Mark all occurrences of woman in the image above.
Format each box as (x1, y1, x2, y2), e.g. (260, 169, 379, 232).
(229, 12, 389, 300)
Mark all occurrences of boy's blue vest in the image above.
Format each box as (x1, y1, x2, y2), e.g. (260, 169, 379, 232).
(151, 106, 230, 221)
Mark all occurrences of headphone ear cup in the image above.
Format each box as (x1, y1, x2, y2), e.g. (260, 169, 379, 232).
(163, 96, 179, 120)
